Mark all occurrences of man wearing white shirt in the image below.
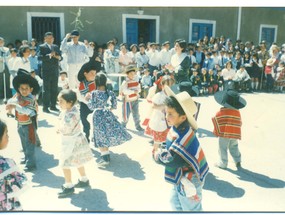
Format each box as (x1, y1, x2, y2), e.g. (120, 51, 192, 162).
(60, 30, 93, 89)
(159, 41, 172, 68)
(147, 42, 161, 76)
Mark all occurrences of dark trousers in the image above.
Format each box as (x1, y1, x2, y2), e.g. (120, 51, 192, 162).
(42, 73, 58, 109)
(266, 74, 275, 91)
(18, 124, 36, 168)
(80, 102, 93, 142)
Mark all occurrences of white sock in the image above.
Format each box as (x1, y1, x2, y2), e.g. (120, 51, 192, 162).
(63, 183, 74, 188)
(80, 176, 88, 182)
(101, 151, 110, 156)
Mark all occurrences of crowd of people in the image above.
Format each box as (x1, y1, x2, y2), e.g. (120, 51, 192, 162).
(0, 30, 284, 211)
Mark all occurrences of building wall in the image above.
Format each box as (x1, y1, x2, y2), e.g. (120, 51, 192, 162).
(0, 6, 284, 47)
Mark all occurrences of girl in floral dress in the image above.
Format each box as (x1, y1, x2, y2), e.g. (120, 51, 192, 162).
(87, 72, 132, 167)
(144, 75, 175, 155)
(57, 89, 94, 198)
(0, 119, 28, 211)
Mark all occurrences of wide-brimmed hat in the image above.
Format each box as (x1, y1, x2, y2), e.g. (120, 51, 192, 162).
(266, 58, 276, 66)
(164, 85, 198, 130)
(13, 68, 40, 95)
(77, 61, 101, 82)
(124, 65, 138, 74)
(214, 89, 246, 109)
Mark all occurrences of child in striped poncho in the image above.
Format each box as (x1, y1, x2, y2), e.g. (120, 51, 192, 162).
(212, 89, 246, 169)
(153, 86, 209, 211)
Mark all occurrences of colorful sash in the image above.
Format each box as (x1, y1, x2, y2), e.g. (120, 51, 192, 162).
(164, 125, 209, 185)
(212, 107, 242, 139)
(79, 80, 96, 96)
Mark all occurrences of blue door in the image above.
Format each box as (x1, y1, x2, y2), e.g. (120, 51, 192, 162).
(261, 27, 275, 47)
(191, 23, 213, 43)
(126, 18, 138, 47)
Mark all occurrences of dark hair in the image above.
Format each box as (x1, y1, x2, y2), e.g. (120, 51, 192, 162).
(164, 96, 185, 116)
(19, 45, 30, 57)
(0, 119, 7, 143)
(44, 32, 53, 37)
(176, 39, 187, 52)
(95, 72, 107, 88)
(58, 89, 77, 106)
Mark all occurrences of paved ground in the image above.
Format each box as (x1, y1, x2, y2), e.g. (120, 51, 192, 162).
(0, 91, 285, 212)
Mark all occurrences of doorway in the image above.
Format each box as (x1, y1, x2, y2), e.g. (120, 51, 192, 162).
(27, 12, 65, 46)
(123, 14, 160, 47)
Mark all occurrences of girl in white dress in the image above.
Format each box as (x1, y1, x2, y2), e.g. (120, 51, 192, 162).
(57, 89, 93, 198)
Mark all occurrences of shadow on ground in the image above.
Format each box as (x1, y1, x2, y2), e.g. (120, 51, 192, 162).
(31, 148, 63, 188)
(204, 172, 245, 198)
(92, 150, 145, 180)
(227, 168, 285, 189)
(70, 187, 113, 211)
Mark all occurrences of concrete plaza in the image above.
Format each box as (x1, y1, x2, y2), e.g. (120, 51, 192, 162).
(0, 91, 284, 212)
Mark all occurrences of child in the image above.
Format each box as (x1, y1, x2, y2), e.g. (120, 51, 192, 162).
(0, 119, 28, 211)
(29, 47, 39, 76)
(200, 68, 209, 95)
(77, 61, 101, 142)
(120, 65, 144, 131)
(212, 89, 246, 169)
(30, 70, 43, 103)
(57, 89, 94, 198)
(274, 61, 285, 91)
(58, 71, 69, 93)
(5, 69, 40, 172)
(190, 69, 201, 96)
(87, 72, 132, 167)
(140, 69, 152, 98)
(153, 85, 209, 211)
(145, 75, 174, 153)
(208, 69, 219, 94)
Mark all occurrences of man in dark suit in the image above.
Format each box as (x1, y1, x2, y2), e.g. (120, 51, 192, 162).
(38, 32, 62, 113)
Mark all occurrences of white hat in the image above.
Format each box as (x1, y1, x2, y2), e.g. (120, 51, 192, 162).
(164, 85, 198, 130)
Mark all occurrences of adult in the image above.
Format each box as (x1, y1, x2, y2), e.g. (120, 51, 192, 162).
(0, 36, 11, 99)
(135, 43, 149, 69)
(146, 42, 161, 76)
(60, 30, 93, 89)
(159, 41, 172, 67)
(166, 39, 191, 84)
(38, 32, 62, 113)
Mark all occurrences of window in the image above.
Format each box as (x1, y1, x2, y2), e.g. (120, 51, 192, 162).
(259, 24, 278, 47)
(189, 19, 216, 43)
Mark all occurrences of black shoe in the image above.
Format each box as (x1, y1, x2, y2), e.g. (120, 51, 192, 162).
(24, 166, 37, 172)
(7, 113, 15, 118)
(97, 155, 110, 167)
(50, 107, 59, 112)
(236, 162, 242, 168)
(136, 126, 144, 132)
(58, 186, 75, 198)
(43, 108, 50, 113)
(74, 180, 90, 188)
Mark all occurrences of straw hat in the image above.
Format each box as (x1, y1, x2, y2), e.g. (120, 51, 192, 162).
(266, 58, 276, 66)
(124, 65, 138, 74)
(214, 89, 246, 110)
(164, 85, 198, 130)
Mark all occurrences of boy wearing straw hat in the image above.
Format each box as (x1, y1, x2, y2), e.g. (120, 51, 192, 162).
(212, 89, 246, 169)
(120, 65, 144, 131)
(153, 85, 209, 211)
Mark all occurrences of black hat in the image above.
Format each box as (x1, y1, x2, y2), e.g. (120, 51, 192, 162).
(71, 30, 80, 37)
(13, 69, 40, 95)
(77, 61, 101, 82)
(214, 89, 246, 109)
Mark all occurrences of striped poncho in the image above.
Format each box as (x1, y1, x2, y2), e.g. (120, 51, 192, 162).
(164, 125, 209, 185)
(212, 107, 242, 140)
